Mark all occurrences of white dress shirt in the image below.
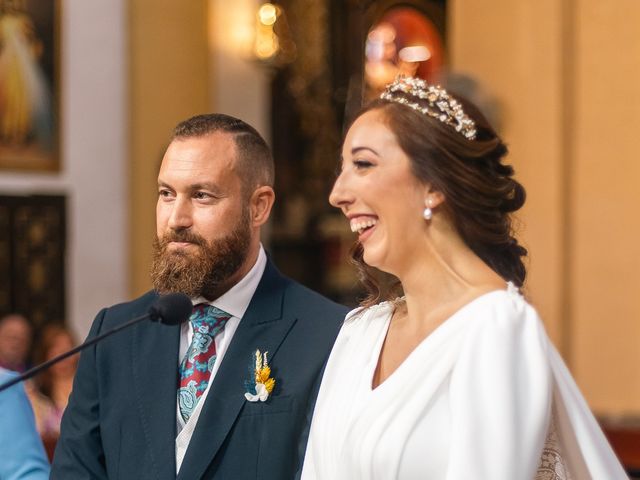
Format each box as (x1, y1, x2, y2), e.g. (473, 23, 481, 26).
(175, 246, 267, 473)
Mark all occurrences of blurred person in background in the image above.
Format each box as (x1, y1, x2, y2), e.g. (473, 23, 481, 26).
(0, 313, 33, 372)
(29, 325, 78, 450)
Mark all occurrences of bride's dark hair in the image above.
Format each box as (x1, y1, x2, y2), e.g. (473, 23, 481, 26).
(350, 95, 527, 307)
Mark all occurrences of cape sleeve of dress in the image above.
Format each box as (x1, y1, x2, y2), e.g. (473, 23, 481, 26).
(446, 291, 627, 479)
(546, 345, 628, 478)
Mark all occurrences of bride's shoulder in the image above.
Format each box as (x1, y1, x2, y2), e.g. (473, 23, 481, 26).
(466, 282, 532, 315)
(343, 298, 398, 325)
(332, 300, 397, 349)
(465, 285, 548, 345)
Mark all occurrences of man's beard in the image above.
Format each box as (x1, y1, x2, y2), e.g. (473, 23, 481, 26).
(150, 211, 252, 300)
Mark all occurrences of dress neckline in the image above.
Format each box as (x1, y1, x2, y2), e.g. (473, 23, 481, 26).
(369, 283, 518, 392)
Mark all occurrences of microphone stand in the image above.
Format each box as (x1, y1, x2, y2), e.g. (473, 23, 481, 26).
(0, 313, 152, 393)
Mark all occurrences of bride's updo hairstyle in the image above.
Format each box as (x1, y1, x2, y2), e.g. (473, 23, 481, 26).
(351, 76, 527, 307)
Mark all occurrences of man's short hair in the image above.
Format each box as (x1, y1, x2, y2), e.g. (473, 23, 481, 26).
(172, 113, 275, 191)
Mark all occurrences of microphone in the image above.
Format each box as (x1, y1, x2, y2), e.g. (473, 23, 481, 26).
(147, 292, 193, 325)
(0, 293, 192, 393)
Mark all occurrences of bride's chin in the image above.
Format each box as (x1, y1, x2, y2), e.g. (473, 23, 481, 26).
(362, 249, 382, 270)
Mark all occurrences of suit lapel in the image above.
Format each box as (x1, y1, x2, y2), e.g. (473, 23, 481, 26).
(177, 261, 296, 480)
(131, 294, 181, 479)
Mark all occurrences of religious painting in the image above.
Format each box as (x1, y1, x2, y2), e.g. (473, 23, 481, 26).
(0, 0, 59, 172)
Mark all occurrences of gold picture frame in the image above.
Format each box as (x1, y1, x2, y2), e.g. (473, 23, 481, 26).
(0, 0, 60, 172)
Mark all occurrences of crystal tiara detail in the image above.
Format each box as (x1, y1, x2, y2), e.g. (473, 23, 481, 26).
(379, 76, 477, 140)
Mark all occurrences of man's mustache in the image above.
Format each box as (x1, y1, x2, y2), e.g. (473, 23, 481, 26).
(159, 230, 207, 248)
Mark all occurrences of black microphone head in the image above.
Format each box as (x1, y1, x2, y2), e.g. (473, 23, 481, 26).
(148, 293, 192, 325)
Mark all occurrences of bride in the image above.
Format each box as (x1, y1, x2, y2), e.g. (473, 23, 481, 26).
(301, 76, 627, 479)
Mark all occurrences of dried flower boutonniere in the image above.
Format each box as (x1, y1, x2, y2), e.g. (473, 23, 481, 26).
(244, 349, 275, 402)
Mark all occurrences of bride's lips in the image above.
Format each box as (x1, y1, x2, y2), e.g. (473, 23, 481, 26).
(348, 215, 379, 243)
(358, 224, 376, 243)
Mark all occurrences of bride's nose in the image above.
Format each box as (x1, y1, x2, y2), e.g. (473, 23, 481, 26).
(329, 172, 354, 209)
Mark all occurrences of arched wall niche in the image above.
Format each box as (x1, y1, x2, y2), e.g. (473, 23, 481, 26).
(364, 6, 445, 98)
(336, 0, 447, 125)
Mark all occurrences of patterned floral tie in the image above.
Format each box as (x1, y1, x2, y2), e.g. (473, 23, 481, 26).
(178, 304, 230, 422)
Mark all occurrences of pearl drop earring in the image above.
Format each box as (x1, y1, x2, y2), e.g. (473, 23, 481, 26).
(423, 199, 433, 220)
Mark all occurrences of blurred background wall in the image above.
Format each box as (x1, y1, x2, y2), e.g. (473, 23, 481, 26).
(450, 0, 640, 416)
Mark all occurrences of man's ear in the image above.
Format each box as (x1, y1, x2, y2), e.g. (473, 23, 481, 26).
(250, 186, 275, 227)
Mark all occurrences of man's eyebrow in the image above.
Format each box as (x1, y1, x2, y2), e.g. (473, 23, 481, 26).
(157, 181, 225, 195)
(190, 182, 223, 193)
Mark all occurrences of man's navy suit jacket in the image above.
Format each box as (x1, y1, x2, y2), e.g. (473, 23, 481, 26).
(51, 260, 347, 479)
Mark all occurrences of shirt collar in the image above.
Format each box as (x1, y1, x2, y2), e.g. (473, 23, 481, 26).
(192, 245, 267, 319)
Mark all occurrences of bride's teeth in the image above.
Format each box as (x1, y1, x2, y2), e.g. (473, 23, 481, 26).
(350, 218, 377, 233)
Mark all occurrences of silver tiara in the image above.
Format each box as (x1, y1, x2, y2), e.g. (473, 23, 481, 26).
(380, 76, 477, 140)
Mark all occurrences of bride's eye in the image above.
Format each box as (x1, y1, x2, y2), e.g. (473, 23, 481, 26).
(353, 159, 374, 170)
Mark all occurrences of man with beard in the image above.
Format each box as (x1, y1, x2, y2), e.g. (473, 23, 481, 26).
(51, 114, 347, 479)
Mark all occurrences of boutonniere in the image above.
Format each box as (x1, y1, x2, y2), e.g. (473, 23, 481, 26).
(244, 349, 276, 402)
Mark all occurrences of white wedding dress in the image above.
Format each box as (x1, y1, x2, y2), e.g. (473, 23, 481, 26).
(301, 285, 627, 479)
